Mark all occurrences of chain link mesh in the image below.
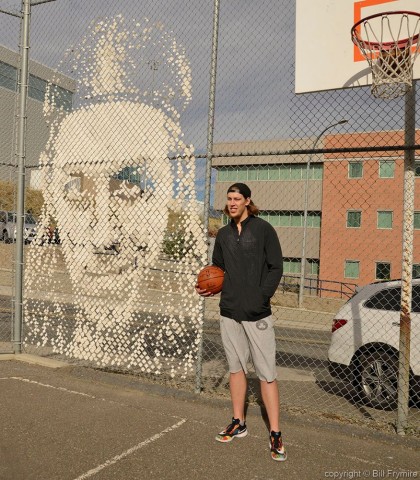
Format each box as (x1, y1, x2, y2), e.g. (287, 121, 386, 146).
(0, 0, 419, 433)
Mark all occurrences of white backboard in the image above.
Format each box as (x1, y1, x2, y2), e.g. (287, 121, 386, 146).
(295, 0, 420, 93)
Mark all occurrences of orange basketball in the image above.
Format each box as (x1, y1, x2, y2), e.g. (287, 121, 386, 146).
(197, 265, 224, 295)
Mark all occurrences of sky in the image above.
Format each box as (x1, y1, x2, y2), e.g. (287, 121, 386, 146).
(0, 0, 419, 202)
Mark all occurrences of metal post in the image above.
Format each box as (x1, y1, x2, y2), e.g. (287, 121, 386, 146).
(195, 0, 220, 394)
(298, 119, 348, 308)
(396, 83, 416, 435)
(12, 0, 31, 354)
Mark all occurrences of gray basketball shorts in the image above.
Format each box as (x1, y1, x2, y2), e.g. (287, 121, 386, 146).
(220, 315, 277, 382)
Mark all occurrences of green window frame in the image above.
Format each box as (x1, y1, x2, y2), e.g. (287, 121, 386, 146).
(258, 166, 269, 180)
(215, 164, 324, 182)
(237, 168, 247, 181)
(414, 212, 420, 229)
(347, 210, 361, 228)
(377, 211, 393, 229)
(247, 166, 258, 180)
(310, 164, 323, 180)
(268, 212, 280, 227)
(290, 164, 302, 180)
(348, 161, 363, 179)
(268, 166, 280, 180)
(307, 212, 321, 228)
(279, 165, 290, 180)
(376, 262, 391, 281)
(308, 259, 320, 276)
(278, 212, 290, 226)
(379, 160, 395, 178)
(283, 257, 301, 274)
(290, 212, 302, 227)
(259, 212, 269, 223)
(221, 213, 229, 225)
(217, 167, 230, 182)
(344, 260, 359, 279)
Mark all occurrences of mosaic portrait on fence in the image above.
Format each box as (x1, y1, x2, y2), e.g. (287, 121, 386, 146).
(24, 15, 207, 377)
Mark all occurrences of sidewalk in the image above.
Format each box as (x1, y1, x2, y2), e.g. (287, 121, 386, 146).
(0, 354, 418, 480)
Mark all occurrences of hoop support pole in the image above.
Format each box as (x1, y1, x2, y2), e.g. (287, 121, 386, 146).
(397, 83, 416, 435)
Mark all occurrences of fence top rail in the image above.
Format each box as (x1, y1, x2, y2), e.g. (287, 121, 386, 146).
(212, 144, 420, 159)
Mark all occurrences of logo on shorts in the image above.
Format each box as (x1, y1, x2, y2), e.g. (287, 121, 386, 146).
(256, 319, 268, 331)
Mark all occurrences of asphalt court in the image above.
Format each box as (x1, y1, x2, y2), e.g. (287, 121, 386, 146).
(0, 376, 187, 480)
(0, 358, 419, 480)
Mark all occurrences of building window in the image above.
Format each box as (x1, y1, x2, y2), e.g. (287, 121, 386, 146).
(307, 212, 321, 228)
(413, 264, 420, 279)
(283, 258, 301, 274)
(216, 164, 323, 182)
(47, 83, 73, 111)
(379, 160, 395, 178)
(348, 161, 363, 179)
(272, 211, 321, 228)
(0, 60, 72, 110)
(414, 212, 420, 229)
(28, 74, 47, 102)
(415, 162, 420, 177)
(377, 211, 393, 229)
(347, 210, 361, 228)
(221, 210, 322, 228)
(308, 259, 320, 276)
(344, 260, 359, 279)
(0, 60, 17, 91)
(376, 262, 391, 280)
(217, 167, 236, 182)
(259, 212, 270, 223)
(268, 166, 280, 180)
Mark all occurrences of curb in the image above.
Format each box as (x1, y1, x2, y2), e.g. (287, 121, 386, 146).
(0, 353, 69, 369)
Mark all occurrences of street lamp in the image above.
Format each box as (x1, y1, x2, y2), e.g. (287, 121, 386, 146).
(298, 119, 348, 308)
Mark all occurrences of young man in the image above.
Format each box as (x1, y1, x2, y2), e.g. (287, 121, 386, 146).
(196, 182, 286, 462)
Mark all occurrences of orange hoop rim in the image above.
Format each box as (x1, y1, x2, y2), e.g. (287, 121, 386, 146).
(351, 10, 420, 52)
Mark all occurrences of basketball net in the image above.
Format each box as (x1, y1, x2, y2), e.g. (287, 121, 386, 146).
(352, 11, 420, 99)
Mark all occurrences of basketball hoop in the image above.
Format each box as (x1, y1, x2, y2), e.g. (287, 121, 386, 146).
(351, 11, 420, 99)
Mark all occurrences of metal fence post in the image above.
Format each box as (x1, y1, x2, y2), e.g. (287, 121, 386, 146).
(397, 83, 416, 435)
(195, 0, 220, 394)
(12, 0, 31, 354)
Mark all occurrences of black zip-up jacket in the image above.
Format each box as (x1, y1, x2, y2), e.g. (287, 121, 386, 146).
(212, 215, 283, 321)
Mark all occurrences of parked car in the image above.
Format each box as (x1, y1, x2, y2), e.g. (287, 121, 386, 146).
(0, 210, 37, 244)
(328, 279, 420, 409)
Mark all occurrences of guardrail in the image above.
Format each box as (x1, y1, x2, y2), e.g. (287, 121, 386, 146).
(281, 275, 358, 299)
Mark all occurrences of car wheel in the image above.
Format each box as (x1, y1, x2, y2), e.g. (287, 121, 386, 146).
(357, 351, 398, 410)
(3, 231, 10, 243)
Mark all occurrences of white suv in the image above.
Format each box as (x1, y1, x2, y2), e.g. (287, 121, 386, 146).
(328, 279, 420, 409)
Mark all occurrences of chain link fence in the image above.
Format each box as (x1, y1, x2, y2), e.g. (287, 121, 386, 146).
(0, 0, 419, 434)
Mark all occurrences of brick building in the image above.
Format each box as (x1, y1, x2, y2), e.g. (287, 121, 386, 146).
(213, 132, 420, 296)
(319, 130, 420, 291)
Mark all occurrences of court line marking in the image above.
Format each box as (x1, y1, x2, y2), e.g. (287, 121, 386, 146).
(6, 376, 96, 398)
(1, 376, 184, 417)
(72, 418, 187, 480)
(2, 378, 416, 471)
(1, 376, 188, 478)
